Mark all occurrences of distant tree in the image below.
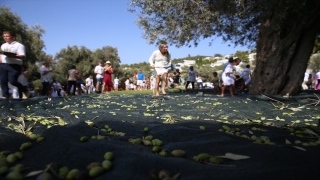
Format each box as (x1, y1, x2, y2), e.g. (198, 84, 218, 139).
(53, 46, 91, 84)
(313, 38, 320, 53)
(129, 0, 320, 95)
(214, 53, 222, 57)
(210, 59, 218, 63)
(250, 49, 257, 53)
(234, 51, 249, 63)
(308, 53, 320, 72)
(54, 46, 121, 84)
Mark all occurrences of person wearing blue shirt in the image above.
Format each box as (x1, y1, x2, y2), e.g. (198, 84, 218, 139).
(136, 70, 145, 91)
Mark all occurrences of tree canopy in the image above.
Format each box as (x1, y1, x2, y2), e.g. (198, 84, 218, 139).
(52, 45, 121, 85)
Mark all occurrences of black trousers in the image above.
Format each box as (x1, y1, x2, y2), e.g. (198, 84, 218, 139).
(41, 82, 50, 96)
(0, 63, 26, 98)
(67, 81, 77, 95)
(57, 89, 61, 96)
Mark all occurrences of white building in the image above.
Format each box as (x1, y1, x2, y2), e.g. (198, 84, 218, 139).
(175, 60, 196, 71)
(210, 59, 228, 67)
(248, 53, 256, 63)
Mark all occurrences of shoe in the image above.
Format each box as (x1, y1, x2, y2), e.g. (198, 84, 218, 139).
(22, 89, 30, 99)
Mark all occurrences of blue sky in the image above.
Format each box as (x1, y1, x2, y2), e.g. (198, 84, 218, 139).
(1, 0, 250, 65)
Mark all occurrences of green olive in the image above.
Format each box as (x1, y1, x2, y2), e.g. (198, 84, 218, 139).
(104, 152, 114, 160)
(171, 150, 185, 157)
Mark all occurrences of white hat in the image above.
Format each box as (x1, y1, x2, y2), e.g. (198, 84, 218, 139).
(105, 61, 111, 64)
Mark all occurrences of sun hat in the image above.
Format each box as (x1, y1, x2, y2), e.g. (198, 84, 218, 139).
(105, 61, 111, 64)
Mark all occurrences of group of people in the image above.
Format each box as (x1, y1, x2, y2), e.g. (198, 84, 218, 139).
(218, 57, 252, 97)
(0, 30, 249, 98)
(0, 30, 117, 98)
(91, 60, 115, 94)
(147, 42, 253, 97)
(0, 30, 251, 99)
(7, 29, 320, 99)
(147, 41, 249, 97)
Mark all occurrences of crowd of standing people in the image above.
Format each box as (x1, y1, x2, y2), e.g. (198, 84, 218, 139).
(2, 30, 320, 99)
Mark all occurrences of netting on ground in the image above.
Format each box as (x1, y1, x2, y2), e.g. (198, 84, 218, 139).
(0, 90, 320, 180)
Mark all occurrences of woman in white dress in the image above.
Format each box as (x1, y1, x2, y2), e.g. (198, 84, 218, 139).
(221, 59, 237, 97)
(149, 42, 172, 96)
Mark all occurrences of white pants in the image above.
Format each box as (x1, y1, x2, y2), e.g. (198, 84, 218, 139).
(0, 83, 19, 99)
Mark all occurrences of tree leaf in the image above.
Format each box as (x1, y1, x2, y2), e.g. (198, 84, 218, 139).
(218, 153, 250, 160)
(305, 128, 318, 137)
(292, 146, 306, 151)
(285, 139, 291, 144)
(26, 170, 43, 177)
(288, 108, 301, 111)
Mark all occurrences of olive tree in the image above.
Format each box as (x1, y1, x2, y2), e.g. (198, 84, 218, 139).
(129, 0, 320, 95)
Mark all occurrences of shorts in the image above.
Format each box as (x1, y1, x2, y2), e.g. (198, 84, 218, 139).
(114, 84, 118, 88)
(137, 80, 143, 86)
(243, 78, 251, 85)
(96, 78, 104, 84)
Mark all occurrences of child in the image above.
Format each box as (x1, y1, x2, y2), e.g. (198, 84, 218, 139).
(184, 66, 197, 92)
(212, 72, 220, 94)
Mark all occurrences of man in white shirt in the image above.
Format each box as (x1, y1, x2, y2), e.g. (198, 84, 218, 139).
(40, 61, 52, 96)
(94, 60, 104, 93)
(85, 75, 94, 94)
(0, 31, 28, 99)
(114, 77, 119, 91)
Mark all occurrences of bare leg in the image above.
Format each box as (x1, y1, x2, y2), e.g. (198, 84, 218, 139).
(220, 85, 225, 96)
(96, 83, 100, 93)
(162, 73, 168, 94)
(105, 86, 109, 94)
(229, 85, 234, 97)
(185, 81, 190, 91)
(155, 75, 160, 96)
(101, 83, 105, 93)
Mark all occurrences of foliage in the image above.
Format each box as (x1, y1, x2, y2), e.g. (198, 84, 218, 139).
(53, 46, 121, 85)
(234, 51, 249, 63)
(0, 6, 46, 65)
(128, 0, 264, 48)
(313, 38, 320, 53)
(308, 53, 320, 72)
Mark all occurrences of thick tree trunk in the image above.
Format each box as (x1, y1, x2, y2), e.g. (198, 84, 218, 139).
(250, 7, 318, 95)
